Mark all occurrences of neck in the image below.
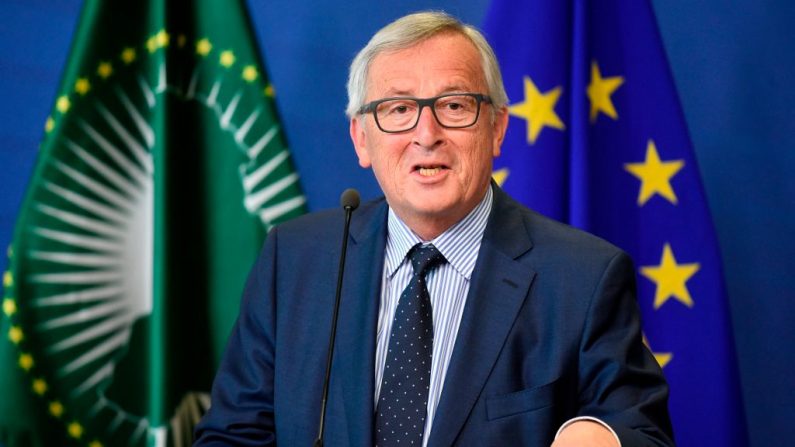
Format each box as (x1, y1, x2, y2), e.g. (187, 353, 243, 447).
(405, 218, 456, 242)
(394, 184, 492, 241)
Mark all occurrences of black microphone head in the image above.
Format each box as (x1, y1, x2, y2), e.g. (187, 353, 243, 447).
(340, 188, 360, 211)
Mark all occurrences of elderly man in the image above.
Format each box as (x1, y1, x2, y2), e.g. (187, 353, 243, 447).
(194, 11, 673, 447)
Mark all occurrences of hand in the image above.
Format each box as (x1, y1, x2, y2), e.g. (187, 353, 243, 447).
(550, 420, 619, 447)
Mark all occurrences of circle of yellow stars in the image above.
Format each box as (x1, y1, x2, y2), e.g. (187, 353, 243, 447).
(22, 26, 279, 445)
(43, 30, 273, 138)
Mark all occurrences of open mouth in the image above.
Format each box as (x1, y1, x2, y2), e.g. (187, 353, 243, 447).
(414, 164, 448, 177)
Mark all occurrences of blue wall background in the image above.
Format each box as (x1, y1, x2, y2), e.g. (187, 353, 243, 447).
(1, 1, 793, 444)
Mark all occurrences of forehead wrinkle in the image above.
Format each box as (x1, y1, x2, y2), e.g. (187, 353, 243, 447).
(374, 75, 481, 100)
(378, 85, 473, 99)
(380, 87, 414, 97)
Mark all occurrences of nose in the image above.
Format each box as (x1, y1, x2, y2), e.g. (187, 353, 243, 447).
(411, 105, 444, 149)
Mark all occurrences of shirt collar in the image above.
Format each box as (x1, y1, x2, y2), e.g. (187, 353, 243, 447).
(385, 185, 493, 280)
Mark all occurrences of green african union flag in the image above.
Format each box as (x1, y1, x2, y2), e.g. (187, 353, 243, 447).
(0, 0, 306, 446)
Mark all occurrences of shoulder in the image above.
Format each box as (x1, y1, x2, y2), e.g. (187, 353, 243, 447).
(269, 195, 388, 245)
(490, 186, 630, 274)
(528, 208, 621, 259)
(250, 196, 388, 286)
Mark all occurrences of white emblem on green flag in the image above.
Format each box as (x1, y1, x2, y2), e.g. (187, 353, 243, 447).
(0, 1, 306, 446)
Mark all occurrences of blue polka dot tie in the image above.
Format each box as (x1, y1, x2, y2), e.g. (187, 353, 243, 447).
(375, 243, 446, 446)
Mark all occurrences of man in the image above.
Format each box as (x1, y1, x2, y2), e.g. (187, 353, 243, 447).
(194, 12, 673, 447)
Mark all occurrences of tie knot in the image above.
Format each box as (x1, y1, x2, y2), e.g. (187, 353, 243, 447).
(408, 243, 446, 277)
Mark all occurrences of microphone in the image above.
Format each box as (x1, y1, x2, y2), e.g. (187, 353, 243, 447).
(340, 188, 361, 211)
(313, 188, 360, 447)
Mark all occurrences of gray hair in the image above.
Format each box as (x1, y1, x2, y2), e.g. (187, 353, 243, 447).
(345, 11, 509, 118)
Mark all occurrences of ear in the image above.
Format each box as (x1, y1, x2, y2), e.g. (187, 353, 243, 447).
(490, 106, 509, 158)
(350, 116, 372, 168)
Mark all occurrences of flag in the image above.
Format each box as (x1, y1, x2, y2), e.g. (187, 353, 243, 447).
(0, 0, 306, 445)
(483, 0, 747, 445)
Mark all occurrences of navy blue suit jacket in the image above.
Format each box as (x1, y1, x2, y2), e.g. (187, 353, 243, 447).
(194, 186, 674, 446)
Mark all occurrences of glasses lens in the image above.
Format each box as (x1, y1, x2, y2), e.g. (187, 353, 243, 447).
(434, 95, 479, 127)
(375, 99, 419, 132)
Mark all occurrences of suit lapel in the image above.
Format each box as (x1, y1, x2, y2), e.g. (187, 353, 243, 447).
(335, 199, 388, 446)
(428, 187, 536, 447)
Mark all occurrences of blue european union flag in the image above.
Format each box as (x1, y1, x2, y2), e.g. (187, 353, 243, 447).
(483, 1, 748, 445)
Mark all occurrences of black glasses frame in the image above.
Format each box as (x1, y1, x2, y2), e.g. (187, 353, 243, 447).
(357, 93, 492, 133)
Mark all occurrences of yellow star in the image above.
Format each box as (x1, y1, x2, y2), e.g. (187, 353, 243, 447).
(89, 440, 103, 447)
(8, 326, 23, 344)
(155, 29, 170, 48)
(264, 83, 275, 97)
(196, 38, 212, 56)
(67, 421, 83, 439)
(121, 47, 136, 64)
(641, 243, 700, 309)
(74, 78, 91, 95)
(508, 76, 565, 145)
(177, 34, 186, 48)
(97, 61, 113, 79)
(219, 50, 236, 68)
(49, 401, 64, 418)
(624, 140, 685, 206)
(587, 61, 624, 123)
(3, 298, 16, 316)
(642, 335, 672, 368)
(19, 353, 34, 371)
(492, 168, 509, 187)
(242, 65, 259, 82)
(3, 270, 12, 287)
(654, 352, 673, 368)
(56, 96, 71, 113)
(147, 36, 158, 53)
(45, 117, 55, 133)
(32, 378, 48, 395)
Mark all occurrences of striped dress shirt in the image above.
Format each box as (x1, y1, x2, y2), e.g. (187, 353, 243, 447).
(374, 186, 493, 446)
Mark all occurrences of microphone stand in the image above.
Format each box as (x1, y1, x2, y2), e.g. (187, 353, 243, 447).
(313, 189, 359, 447)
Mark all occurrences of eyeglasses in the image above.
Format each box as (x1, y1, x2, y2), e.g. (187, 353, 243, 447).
(357, 93, 492, 133)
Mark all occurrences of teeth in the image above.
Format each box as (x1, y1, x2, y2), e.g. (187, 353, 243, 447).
(419, 167, 441, 176)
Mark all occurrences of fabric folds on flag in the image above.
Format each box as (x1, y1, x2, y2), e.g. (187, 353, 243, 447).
(0, 1, 306, 445)
(482, 1, 747, 445)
